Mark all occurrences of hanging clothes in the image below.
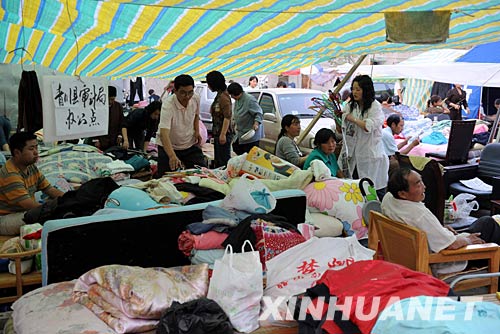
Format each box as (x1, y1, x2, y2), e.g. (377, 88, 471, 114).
(18, 71, 43, 132)
(129, 77, 144, 105)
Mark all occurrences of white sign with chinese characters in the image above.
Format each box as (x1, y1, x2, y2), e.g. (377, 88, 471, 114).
(42, 76, 109, 142)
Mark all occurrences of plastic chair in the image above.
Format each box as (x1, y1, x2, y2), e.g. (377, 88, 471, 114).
(447, 143, 500, 208)
(368, 211, 500, 293)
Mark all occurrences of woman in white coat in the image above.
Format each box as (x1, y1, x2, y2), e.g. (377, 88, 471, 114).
(338, 75, 389, 199)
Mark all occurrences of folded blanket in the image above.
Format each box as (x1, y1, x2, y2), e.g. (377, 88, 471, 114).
(73, 264, 209, 334)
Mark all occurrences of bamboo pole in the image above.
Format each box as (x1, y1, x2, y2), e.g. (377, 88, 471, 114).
(296, 54, 367, 146)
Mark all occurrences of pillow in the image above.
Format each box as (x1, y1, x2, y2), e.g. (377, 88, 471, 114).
(251, 219, 306, 269)
(304, 179, 370, 239)
(309, 212, 343, 237)
(241, 146, 299, 180)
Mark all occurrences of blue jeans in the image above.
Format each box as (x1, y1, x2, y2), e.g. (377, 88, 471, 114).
(0, 116, 11, 148)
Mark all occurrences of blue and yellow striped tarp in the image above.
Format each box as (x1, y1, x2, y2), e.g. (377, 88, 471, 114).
(1, 1, 500, 79)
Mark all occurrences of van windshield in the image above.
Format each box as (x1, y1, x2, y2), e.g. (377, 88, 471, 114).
(278, 93, 323, 117)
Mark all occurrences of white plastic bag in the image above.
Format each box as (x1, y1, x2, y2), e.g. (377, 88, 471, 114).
(222, 173, 276, 214)
(265, 236, 375, 298)
(454, 193, 479, 218)
(207, 240, 263, 333)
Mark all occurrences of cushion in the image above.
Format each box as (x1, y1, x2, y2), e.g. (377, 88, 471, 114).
(449, 181, 491, 199)
(304, 179, 371, 239)
(241, 146, 299, 180)
(105, 186, 164, 210)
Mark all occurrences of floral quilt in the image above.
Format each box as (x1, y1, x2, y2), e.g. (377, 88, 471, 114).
(73, 264, 209, 333)
(37, 151, 112, 184)
(304, 178, 377, 239)
(12, 280, 117, 334)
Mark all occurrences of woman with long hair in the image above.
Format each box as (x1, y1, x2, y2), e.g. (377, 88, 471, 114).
(206, 70, 233, 167)
(446, 84, 470, 121)
(275, 114, 307, 167)
(339, 75, 389, 199)
(424, 95, 450, 115)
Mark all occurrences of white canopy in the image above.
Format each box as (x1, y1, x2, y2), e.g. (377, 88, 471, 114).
(357, 62, 500, 87)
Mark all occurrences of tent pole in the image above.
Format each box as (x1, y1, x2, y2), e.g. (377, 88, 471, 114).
(297, 54, 367, 146)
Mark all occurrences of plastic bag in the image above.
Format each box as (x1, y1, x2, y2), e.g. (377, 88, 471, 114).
(453, 193, 479, 219)
(156, 297, 233, 334)
(207, 241, 263, 333)
(222, 174, 276, 214)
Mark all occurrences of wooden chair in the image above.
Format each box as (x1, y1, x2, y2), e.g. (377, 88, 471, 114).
(0, 247, 42, 304)
(368, 210, 500, 293)
(0, 235, 42, 304)
(397, 154, 446, 223)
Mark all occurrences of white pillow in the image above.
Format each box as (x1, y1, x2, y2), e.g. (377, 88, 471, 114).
(309, 212, 343, 237)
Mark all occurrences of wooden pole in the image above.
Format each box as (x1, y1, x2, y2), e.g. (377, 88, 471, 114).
(296, 54, 367, 146)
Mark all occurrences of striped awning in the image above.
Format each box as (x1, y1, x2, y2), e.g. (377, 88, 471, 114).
(1, 0, 500, 80)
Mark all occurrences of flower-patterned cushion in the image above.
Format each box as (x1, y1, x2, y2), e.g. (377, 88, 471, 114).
(304, 178, 374, 239)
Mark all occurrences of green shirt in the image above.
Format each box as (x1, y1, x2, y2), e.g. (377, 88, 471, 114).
(303, 148, 339, 176)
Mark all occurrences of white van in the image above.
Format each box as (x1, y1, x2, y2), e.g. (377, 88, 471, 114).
(194, 82, 217, 133)
(247, 88, 337, 154)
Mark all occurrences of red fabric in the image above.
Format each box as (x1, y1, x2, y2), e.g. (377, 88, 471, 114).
(251, 219, 306, 270)
(23, 230, 42, 240)
(192, 231, 228, 250)
(178, 230, 228, 256)
(315, 260, 450, 334)
(178, 230, 195, 256)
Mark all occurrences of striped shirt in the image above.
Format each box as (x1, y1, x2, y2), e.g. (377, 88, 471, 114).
(0, 160, 52, 214)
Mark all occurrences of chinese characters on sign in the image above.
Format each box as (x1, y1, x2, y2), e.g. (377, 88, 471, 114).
(276, 257, 355, 289)
(51, 79, 108, 137)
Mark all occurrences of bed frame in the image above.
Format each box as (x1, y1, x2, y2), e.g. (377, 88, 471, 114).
(41, 189, 306, 285)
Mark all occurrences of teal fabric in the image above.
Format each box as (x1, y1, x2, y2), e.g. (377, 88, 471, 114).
(373, 295, 500, 333)
(420, 131, 448, 145)
(125, 155, 150, 171)
(303, 148, 339, 176)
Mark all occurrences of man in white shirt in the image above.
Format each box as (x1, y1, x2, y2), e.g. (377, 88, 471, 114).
(381, 114, 419, 157)
(381, 168, 500, 274)
(156, 74, 206, 177)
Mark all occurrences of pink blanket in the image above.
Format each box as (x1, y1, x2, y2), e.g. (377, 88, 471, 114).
(396, 139, 448, 157)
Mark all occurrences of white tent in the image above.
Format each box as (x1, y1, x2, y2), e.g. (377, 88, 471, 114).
(349, 49, 500, 88)
(360, 63, 500, 87)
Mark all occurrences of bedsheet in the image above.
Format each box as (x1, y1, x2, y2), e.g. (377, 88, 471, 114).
(397, 140, 448, 157)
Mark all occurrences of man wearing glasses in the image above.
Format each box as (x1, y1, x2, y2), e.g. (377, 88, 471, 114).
(157, 74, 206, 177)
